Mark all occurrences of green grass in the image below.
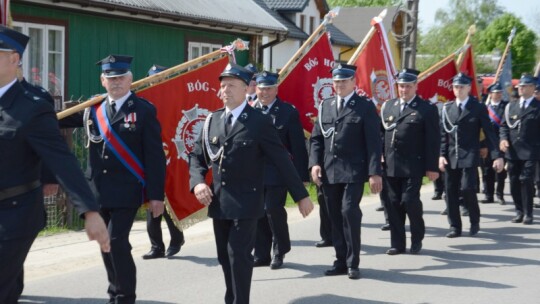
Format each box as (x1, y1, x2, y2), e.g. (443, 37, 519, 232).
(38, 226, 72, 236)
(285, 182, 374, 207)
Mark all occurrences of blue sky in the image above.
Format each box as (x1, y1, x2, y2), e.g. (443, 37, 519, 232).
(418, 0, 540, 34)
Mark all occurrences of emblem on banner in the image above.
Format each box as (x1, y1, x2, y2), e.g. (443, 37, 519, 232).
(370, 70, 392, 103)
(172, 104, 210, 163)
(312, 76, 335, 109)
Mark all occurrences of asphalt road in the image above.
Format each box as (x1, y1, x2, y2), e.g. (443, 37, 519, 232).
(20, 185, 540, 304)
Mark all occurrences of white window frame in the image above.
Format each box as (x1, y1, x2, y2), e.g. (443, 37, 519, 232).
(13, 21, 65, 103)
(188, 41, 221, 60)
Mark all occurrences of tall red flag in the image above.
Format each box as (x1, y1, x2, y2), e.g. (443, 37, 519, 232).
(352, 16, 397, 105)
(459, 45, 482, 100)
(278, 32, 335, 132)
(417, 58, 458, 103)
(137, 56, 229, 220)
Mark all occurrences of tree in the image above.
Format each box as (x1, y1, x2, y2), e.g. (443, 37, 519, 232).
(477, 13, 538, 78)
(417, 0, 504, 71)
(327, 0, 400, 7)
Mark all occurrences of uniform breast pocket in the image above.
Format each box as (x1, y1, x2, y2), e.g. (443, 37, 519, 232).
(346, 117, 361, 124)
(233, 139, 254, 149)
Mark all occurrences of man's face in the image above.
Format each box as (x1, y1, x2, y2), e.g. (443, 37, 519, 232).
(398, 82, 417, 101)
(333, 78, 355, 97)
(220, 77, 248, 109)
(256, 85, 278, 105)
(0, 50, 19, 86)
(452, 84, 471, 100)
(518, 84, 535, 99)
(490, 91, 502, 102)
(101, 73, 132, 100)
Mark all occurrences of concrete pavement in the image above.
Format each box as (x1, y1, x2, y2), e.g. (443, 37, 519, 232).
(20, 186, 540, 303)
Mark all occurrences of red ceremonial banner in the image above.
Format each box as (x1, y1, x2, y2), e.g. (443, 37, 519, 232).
(278, 32, 335, 132)
(459, 46, 482, 100)
(352, 20, 397, 106)
(417, 58, 458, 103)
(137, 56, 229, 219)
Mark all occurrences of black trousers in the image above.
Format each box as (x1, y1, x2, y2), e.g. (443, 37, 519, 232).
(322, 182, 363, 269)
(100, 208, 138, 304)
(379, 174, 390, 224)
(0, 235, 37, 304)
(433, 175, 445, 195)
(213, 218, 257, 304)
(254, 186, 290, 262)
(385, 176, 424, 251)
(507, 160, 537, 217)
(146, 208, 184, 251)
(317, 185, 332, 242)
(445, 166, 480, 233)
(480, 157, 507, 199)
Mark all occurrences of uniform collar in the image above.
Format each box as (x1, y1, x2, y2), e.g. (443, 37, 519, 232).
(108, 91, 131, 111)
(225, 101, 248, 125)
(0, 78, 17, 100)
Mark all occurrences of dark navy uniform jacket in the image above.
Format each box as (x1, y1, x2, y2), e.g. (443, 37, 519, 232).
(260, 98, 309, 185)
(500, 98, 540, 160)
(84, 93, 166, 208)
(440, 96, 502, 169)
(189, 104, 309, 220)
(381, 96, 440, 178)
(309, 93, 382, 184)
(0, 81, 98, 240)
(480, 100, 508, 149)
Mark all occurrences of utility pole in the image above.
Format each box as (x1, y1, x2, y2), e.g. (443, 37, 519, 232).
(401, 0, 419, 69)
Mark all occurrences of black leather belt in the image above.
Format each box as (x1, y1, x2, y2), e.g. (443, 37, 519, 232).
(0, 180, 41, 201)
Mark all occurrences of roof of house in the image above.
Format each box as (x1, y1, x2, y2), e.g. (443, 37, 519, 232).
(264, 0, 310, 11)
(40, 0, 288, 34)
(326, 24, 357, 47)
(331, 6, 399, 43)
(254, 0, 308, 40)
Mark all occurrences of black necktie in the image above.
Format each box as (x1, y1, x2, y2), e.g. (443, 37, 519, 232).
(262, 105, 269, 112)
(457, 103, 462, 115)
(110, 101, 117, 116)
(248, 96, 253, 102)
(339, 99, 345, 112)
(520, 101, 525, 114)
(224, 112, 233, 135)
(400, 102, 407, 114)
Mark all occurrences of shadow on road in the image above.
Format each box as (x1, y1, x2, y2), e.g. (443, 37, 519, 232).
(288, 294, 398, 304)
(19, 295, 174, 304)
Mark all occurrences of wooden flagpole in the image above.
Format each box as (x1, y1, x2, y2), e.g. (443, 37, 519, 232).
(278, 8, 340, 81)
(493, 27, 516, 82)
(456, 25, 476, 67)
(416, 45, 470, 83)
(57, 49, 228, 120)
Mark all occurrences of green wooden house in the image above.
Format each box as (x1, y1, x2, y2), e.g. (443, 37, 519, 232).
(11, 0, 287, 103)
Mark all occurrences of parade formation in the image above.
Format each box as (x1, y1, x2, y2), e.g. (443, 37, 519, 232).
(0, 1, 539, 304)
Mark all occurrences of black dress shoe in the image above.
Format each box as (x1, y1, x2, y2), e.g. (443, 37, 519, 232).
(166, 246, 181, 258)
(375, 205, 384, 211)
(446, 231, 461, 238)
(410, 242, 422, 254)
(142, 249, 165, 260)
(380, 223, 390, 231)
(270, 255, 284, 269)
(385, 248, 404, 255)
(523, 217, 533, 225)
(440, 209, 448, 215)
(324, 266, 347, 276)
(348, 268, 360, 280)
(315, 240, 332, 248)
(496, 196, 506, 205)
(511, 215, 523, 223)
(253, 259, 271, 267)
(431, 193, 443, 200)
(480, 198, 494, 204)
(469, 224, 480, 236)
